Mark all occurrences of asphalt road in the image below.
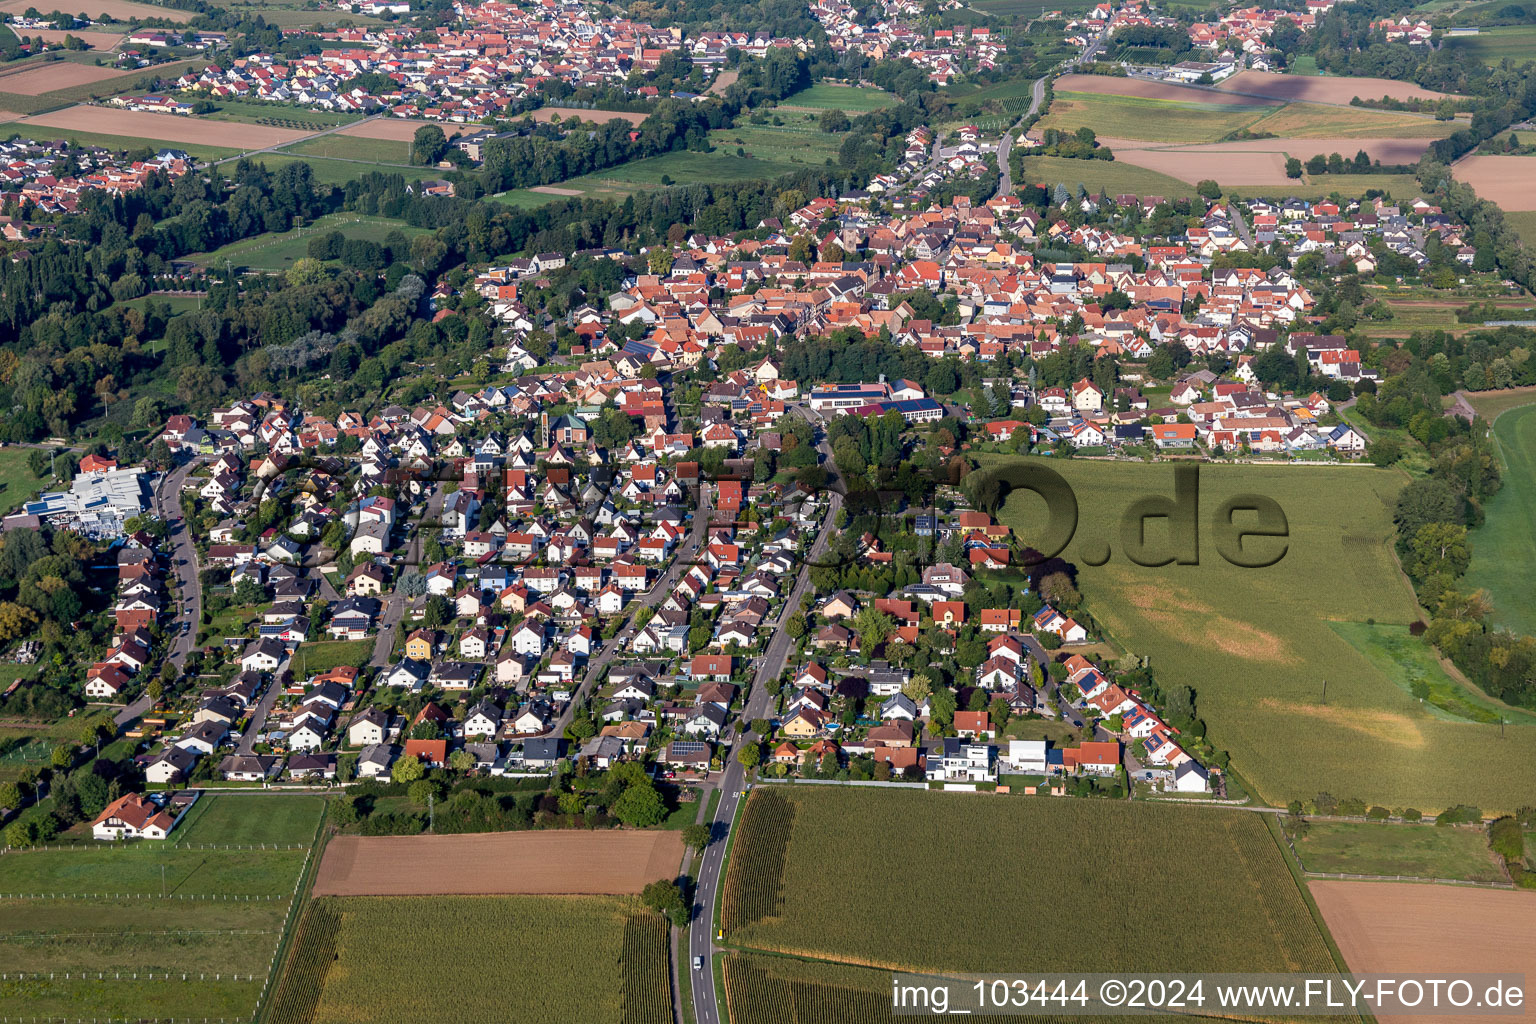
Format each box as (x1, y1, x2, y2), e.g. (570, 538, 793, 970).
(687, 481, 842, 1024)
(995, 75, 1047, 198)
(369, 484, 441, 669)
(237, 654, 289, 755)
(115, 458, 204, 729)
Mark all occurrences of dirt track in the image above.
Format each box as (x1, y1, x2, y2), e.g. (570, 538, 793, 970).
(313, 830, 685, 896)
(1311, 881, 1536, 1024)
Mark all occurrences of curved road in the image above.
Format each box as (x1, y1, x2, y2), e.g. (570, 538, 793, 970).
(993, 30, 1105, 199)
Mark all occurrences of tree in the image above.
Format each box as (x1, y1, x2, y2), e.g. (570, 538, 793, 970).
(1406, 522, 1470, 581)
(902, 673, 932, 701)
(736, 740, 761, 769)
(641, 879, 686, 923)
(1040, 571, 1080, 609)
(448, 748, 476, 773)
(1285, 157, 1303, 179)
(851, 606, 894, 649)
(391, 754, 425, 784)
(1195, 179, 1221, 200)
(682, 822, 711, 853)
(408, 779, 438, 806)
(1435, 99, 1456, 122)
(412, 124, 449, 165)
(818, 108, 850, 133)
(613, 779, 666, 827)
(929, 685, 957, 728)
(784, 613, 807, 639)
(1394, 478, 1459, 539)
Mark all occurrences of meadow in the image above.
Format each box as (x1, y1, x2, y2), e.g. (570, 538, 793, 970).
(250, 152, 440, 186)
(1503, 210, 1536, 248)
(981, 454, 1536, 812)
(780, 83, 897, 111)
(205, 100, 365, 131)
(1463, 401, 1536, 635)
(1443, 25, 1536, 64)
(723, 787, 1339, 975)
(173, 793, 326, 846)
(0, 845, 306, 896)
(292, 638, 374, 676)
(279, 132, 414, 164)
(186, 212, 426, 271)
(1017, 153, 1196, 198)
(0, 445, 44, 516)
(1289, 820, 1508, 882)
(1329, 621, 1536, 725)
(266, 895, 672, 1024)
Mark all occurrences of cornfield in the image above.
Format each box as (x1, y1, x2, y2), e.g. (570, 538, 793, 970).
(264, 895, 670, 1024)
(720, 788, 795, 933)
(723, 787, 1340, 976)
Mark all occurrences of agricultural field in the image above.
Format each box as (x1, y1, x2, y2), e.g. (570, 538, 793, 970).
(312, 830, 684, 896)
(266, 895, 672, 1024)
(1216, 69, 1457, 103)
(1452, 154, 1536, 210)
(172, 794, 326, 846)
(1311, 881, 1536, 1023)
(1290, 820, 1509, 882)
(202, 99, 364, 131)
(0, 844, 306, 896)
(722, 787, 1339, 974)
(1464, 401, 1536, 635)
(780, 83, 897, 111)
(0, 58, 203, 115)
(982, 454, 1536, 812)
(1, 124, 241, 162)
(0, 60, 125, 96)
(185, 212, 426, 271)
(1017, 153, 1196, 198)
(1504, 210, 1536, 248)
(1042, 91, 1267, 144)
(1329, 622, 1536, 725)
(22, 104, 310, 149)
(1226, 172, 1424, 202)
(1443, 25, 1536, 65)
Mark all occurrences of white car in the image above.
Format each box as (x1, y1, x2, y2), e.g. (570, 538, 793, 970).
(693, 956, 703, 971)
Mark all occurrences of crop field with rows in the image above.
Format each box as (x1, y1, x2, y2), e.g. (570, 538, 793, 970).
(723, 787, 1339, 975)
(267, 894, 672, 1024)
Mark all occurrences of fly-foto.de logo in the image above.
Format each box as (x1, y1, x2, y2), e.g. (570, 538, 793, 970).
(975, 463, 1290, 569)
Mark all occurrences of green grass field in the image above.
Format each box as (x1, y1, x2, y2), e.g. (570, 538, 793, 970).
(293, 638, 374, 676)
(185, 212, 426, 271)
(1290, 820, 1508, 882)
(203, 99, 364, 130)
(249, 152, 439, 186)
(279, 132, 414, 164)
(550, 148, 810, 199)
(1042, 92, 1454, 144)
(1464, 401, 1536, 635)
(1018, 154, 1196, 198)
(490, 188, 575, 209)
(723, 787, 1339, 975)
(1503, 210, 1536, 248)
(1329, 621, 1536, 725)
(981, 455, 1536, 812)
(780, 83, 897, 111)
(267, 895, 672, 1024)
(1444, 25, 1536, 64)
(0, 846, 306, 896)
(2, 124, 241, 162)
(173, 794, 326, 846)
(0, 446, 45, 516)
(1225, 173, 1424, 202)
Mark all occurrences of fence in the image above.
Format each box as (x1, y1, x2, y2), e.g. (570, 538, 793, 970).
(0, 893, 290, 901)
(0, 843, 307, 855)
(1302, 871, 1514, 889)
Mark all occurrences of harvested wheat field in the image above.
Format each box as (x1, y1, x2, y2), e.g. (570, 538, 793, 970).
(313, 830, 685, 896)
(1111, 145, 1292, 185)
(27, 28, 125, 49)
(1311, 881, 1536, 1024)
(1218, 70, 1453, 104)
(22, 104, 311, 147)
(1454, 155, 1536, 210)
(0, 0, 188, 18)
(0, 62, 125, 95)
(339, 116, 453, 141)
(1055, 73, 1279, 106)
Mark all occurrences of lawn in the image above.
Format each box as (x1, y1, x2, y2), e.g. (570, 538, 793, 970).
(185, 212, 426, 271)
(780, 83, 897, 111)
(266, 895, 672, 1024)
(294, 638, 374, 675)
(1289, 820, 1508, 882)
(1464, 401, 1536, 635)
(0, 445, 45, 516)
(723, 787, 1339, 975)
(1444, 25, 1536, 65)
(1018, 153, 1196, 198)
(980, 454, 1536, 813)
(173, 794, 326, 846)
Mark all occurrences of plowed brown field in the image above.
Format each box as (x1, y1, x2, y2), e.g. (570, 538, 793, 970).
(1454, 155, 1536, 210)
(22, 104, 311, 146)
(313, 830, 685, 896)
(1311, 881, 1536, 1024)
(1218, 70, 1455, 103)
(1054, 73, 1280, 106)
(0, 62, 125, 95)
